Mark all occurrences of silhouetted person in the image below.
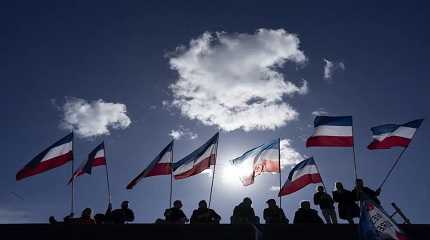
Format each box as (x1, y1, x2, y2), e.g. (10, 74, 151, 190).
(78, 208, 95, 224)
(94, 213, 105, 224)
(263, 199, 289, 224)
(293, 201, 324, 224)
(190, 200, 221, 224)
(313, 185, 337, 224)
(111, 201, 135, 224)
(63, 212, 78, 224)
(231, 197, 259, 224)
(352, 178, 381, 205)
(48, 216, 59, 224)
(164, 200, 188, 224)
(332, 182, 360, 224)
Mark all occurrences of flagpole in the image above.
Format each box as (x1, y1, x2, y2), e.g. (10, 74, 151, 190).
(208, 132, 219, 208)
(278, 138, 282, 209)
(313, 158, 327, 191)
(70, 132, 75, 215)
(169, 140, 174, 208)
(378, 146, 409, 189)
(351, 118, 358, 181)
(103, 142, 112, 205)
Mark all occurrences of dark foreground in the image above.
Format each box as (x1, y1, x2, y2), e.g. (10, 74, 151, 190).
(1, 224, 429, 240)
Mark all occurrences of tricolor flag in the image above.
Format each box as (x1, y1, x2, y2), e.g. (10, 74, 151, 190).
(68, 142, 107, 184)
(16, 133, 74, 181)
(367, 119, 424, 150)
(306, 116, 353, 147)
(278, 157, 322, 196)
(359, 199, 408, 240)
(230, 139, 280, 186)
(126, 140, 174, 189)
(173, 133, 218, 180)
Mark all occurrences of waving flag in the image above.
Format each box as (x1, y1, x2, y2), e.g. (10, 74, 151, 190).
(359, 199, 408, 240)
(278, 157, 322, 196)
(230, 139, 280, 186)
(16, 133, 74, 181)
(68, 142, 107, 184)
(126, 140, 174, 189)
(368, 119, 423, 150)
(173, 133, 218, 180)
(306, 116, 353, 147)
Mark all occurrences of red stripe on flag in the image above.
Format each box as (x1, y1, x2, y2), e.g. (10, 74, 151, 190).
(367, 136, 411, 149)
(145, 163, 171, 177)
(16, 152, 73, 181)
(306, 136, 353, 147)
(278, 173, 322, 196)
(92, 157, 107, 166)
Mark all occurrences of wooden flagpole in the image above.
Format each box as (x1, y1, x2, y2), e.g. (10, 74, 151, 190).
(378, 146, 409, 189)
(103, 141, 112, 205)
(278, 138, 282, 209)
(70, 132, 75, 215)
(351, 117, 359, 181)
(169, 140, 174, 208)
(208, 132, 219, 208)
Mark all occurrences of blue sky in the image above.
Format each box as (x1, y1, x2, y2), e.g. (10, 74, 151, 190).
(1, 1, 429, 223)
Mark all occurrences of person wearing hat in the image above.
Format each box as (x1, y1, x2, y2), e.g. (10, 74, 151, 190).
(190, 200, 221, 224)
(263, 199, 289, 224)
(164, 200, 188, 224)
(231, 197, 259, 224)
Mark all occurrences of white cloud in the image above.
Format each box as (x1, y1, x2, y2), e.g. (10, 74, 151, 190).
(169, 126, 198, 140)
(311, 108, 328, 116)
(323, 59, 345, 81)
(168, 29, 308, 132)
(280, 138, 304, 168)
(269, 186, 280, 191)
(61, 97, 131, 138)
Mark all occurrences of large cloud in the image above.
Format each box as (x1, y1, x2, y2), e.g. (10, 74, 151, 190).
(168, 29, 308, 131)
(61, 97, 131, 138)
(280, 138, 304, 168)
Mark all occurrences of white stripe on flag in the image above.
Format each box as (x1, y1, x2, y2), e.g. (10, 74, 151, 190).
(373, 126, 416, 141)
(313, 125, 352, 137)
(254, 148, 278, 165)
(158, 151, 172, 163)
(174, 143, 215, 175)
(291, 164, 318, 181)
(41, 142, 72, 162)
(94, 149, 105, 159)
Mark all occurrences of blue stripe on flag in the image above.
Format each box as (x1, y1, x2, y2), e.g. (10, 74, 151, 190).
(314, 116, 352, 127)
(287, 157, 315, 181)
(402, 119, 424, 128)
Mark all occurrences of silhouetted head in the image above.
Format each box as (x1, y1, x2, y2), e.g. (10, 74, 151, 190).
(266, 199, 276, 207)
(300, 201, 311, 210)
(121, 201, 129, 209)
(243, 197, 252, 206)
(198, 200, 207, 209)
(48, 216, 57, 224)
(335, 182, 344, 191)
(317, 185, 324, 193)
(356, 179, 364, 188)
(82, 208, 92, 218)
(174, 200, 183, 209)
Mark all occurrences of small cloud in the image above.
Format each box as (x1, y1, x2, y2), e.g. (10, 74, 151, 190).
(149, 105, 157, 110)
(169, 126, 198, 140)
(323, 59, 345, 81)
(311, 108, 328, 116)
(269, 186, 280, 191)
(60, 97, 131, 138)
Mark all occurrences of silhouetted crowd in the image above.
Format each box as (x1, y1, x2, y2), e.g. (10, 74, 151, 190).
(49, 179, 381, 224)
